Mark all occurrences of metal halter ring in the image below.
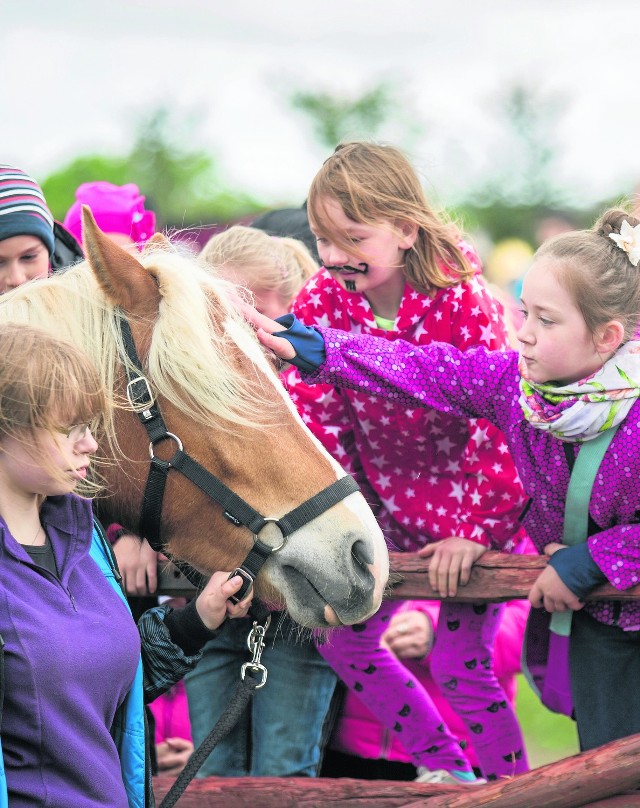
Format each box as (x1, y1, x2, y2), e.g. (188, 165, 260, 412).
(148, 433, 184, 467)
(255, 516, 288, 553)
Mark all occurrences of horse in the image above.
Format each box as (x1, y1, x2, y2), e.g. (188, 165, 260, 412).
(0, 208, 388, 628)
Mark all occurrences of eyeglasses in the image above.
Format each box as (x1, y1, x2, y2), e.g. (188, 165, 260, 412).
(56, 423, 91, 443)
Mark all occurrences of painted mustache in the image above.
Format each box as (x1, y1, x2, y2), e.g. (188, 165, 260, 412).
(325, 263, 370, 275)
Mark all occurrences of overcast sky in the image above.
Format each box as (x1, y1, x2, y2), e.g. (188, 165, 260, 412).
(3, 0, 639, 210)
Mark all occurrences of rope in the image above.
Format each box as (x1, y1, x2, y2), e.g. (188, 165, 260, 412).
(158, 674, 260, 808)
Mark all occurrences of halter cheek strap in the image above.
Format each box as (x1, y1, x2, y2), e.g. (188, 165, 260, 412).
(115, 310, 360, 603)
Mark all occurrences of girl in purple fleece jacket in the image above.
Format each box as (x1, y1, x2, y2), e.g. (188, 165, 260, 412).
(0, 323, 253, 808)
(252, 206, 640, 755)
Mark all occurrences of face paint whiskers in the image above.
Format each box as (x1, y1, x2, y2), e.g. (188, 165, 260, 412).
(326, 263, 369, 292)
(325, 263, 369, 275)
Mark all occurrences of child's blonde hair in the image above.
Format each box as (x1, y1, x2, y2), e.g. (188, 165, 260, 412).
(307, 141, 475, 296)
(0, 322, 106, 494)
(536, 206, 640, 342)
(200, 225, 318, 306)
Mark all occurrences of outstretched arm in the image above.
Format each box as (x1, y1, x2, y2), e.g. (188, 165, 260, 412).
(243, 307, 517, 435)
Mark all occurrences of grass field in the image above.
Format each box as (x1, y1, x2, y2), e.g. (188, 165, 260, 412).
(515, 673, 579, 768)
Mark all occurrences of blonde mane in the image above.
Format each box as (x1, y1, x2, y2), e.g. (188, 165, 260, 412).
(0, 249, 278, 448)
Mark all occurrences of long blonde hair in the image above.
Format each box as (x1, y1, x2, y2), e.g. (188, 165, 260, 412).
(308, 141, 475, 296)
(200, 225, 318, 306)
(0, 322, 106, 494)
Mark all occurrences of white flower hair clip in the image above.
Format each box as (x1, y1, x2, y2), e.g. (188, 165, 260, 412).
(609, 220, 640, 267)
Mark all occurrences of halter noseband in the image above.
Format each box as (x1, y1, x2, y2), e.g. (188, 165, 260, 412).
(115, 310, 360, 602)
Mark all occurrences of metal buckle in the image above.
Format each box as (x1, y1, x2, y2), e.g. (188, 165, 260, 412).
(227, 567, 254, 604)
(126, 375, 155, 413)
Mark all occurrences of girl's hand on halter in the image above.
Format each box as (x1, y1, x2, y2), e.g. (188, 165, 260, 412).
(529, 564, 584, 613)
(419, 537, 488, 598)
(238, 301, 296, 362)
(195, 571, 253, 630)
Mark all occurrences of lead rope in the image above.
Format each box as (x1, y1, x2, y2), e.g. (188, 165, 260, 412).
(158, 615, 271, 808)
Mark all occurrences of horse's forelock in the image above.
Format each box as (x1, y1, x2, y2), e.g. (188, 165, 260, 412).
(140, 249, 280, 429)
(0, 251, 281, 447)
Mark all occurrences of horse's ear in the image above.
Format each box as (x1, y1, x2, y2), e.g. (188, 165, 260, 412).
(81, 205, 160, 314)
(142, 232, 175, 255)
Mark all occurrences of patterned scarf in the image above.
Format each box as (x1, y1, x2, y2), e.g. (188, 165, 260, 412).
(518, 340, 640, 442)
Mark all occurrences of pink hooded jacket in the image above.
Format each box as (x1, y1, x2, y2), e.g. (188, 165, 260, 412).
(284, 247, 527, 554)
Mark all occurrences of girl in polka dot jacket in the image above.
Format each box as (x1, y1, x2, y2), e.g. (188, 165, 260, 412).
(254, 205, 640, 758)
(278, 142, 531, 785)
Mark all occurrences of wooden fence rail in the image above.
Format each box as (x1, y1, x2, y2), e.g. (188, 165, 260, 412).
(153, 732, 640, 807)
(157, 550, 640, 602)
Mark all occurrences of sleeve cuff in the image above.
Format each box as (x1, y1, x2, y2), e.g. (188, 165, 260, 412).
(274, 314, 326, 372)
(547, 543, 607, 600)
(106, 523, 127, 544)
(163, 598, 222, 656)
(455, 524, 491, 547)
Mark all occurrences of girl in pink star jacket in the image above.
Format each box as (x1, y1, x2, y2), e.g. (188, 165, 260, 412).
(280, 142, 530, 785)
(256, 205, 640, 756)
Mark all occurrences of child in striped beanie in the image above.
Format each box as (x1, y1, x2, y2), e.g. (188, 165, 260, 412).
(0, 165, 55, 293)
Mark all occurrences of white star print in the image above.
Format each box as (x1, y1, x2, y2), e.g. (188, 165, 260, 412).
(449, 481, 465, 504)
(471, 426, 490, 446)
(377, 473, 392, 489)
(479, 323, 495, 345)
(436, 436, 455, 455)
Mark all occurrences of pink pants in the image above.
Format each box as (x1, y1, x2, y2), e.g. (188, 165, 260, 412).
(316, 600, 528, 779)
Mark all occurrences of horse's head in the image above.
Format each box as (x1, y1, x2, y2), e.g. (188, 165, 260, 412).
(49, 209, 388, 627)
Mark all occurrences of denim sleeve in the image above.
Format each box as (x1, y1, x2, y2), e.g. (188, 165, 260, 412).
(547, 543, 607, 600)
(274, 314, 326, 372)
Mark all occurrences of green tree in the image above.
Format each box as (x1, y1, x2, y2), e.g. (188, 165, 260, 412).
(125, 107, 259, 227)
(466, 83, 568, 210)
(42, 156, 130, 222)
(453, 83, 593, 243)
(42, 107, 262, 228)
(290, 81, 421, 153)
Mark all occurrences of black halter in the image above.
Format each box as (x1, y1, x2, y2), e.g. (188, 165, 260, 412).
(114, 310, 360, 601)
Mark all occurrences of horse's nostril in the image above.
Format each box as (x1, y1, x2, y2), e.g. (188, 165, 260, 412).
(351, 538, 373, 568)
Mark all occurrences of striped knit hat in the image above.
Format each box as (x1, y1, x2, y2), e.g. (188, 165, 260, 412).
(0, 165, 55, 256)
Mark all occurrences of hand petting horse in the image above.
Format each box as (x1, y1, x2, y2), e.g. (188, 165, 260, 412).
(0, 208, 389, 628)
